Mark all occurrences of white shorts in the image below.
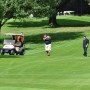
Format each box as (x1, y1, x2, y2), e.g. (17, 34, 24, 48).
(45, 44, 51, 51)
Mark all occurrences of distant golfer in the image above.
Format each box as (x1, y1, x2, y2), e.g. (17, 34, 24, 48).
(83, 36, 89, 56)
(43, 34, 51, 56)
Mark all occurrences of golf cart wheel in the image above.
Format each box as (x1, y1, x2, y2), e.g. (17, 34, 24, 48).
(9, 50, 15, 55)
(16, 52, 19, 55)
(0, 49, 4, 55)
(20, 49, 25, 55)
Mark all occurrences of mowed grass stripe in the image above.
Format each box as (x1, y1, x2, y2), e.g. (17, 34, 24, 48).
(0, 87, 50, 90)
(0, 38, 90, 76)
(0, 39, 81, 75)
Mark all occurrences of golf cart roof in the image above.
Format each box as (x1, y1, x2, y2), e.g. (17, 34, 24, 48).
(5, 33, 23, 36)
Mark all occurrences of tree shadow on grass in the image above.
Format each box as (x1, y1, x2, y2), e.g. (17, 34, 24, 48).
(7, 18, 90, 28)
(25, 47, 35, 50)
(25, 32, 84, 43)
(57, 19, 90, 27)
(7, 20, 48, 28)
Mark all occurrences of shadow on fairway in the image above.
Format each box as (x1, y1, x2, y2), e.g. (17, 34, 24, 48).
(0, 55, 20, 58)
(25, 32, 84, 43)
(7, 19, 48, 28)
(57, 19, 90, 27)
(7, 19, 90, 28)
(25, 47, 35, 50)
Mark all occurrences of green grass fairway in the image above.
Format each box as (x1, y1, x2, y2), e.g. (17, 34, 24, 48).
(0, 16, 90, 90)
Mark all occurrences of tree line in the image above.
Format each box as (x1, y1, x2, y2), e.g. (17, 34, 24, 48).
(0, 0, 90, 32)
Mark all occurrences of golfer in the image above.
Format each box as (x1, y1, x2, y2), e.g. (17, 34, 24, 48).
(43, 34, 51, 56)
(83, 36, 89, 56)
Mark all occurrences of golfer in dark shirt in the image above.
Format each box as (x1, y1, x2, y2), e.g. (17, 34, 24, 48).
(43, 34, 51, 56)
(83, 36, 89, 56)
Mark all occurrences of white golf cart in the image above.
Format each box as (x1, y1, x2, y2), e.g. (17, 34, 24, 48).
(0, 33, 25, 55)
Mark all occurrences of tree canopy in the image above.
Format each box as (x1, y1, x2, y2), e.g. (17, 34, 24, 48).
(31, 0, 71, 26)
(0, 0, 64, 29)
(0, 0, 32, 31)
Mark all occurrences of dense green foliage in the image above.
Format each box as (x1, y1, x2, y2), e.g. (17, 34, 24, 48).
(0, 0, 72, 29)
(0, 0, 32, 30)
(32, 0, 70, 25)
(32, 0, 61, 17)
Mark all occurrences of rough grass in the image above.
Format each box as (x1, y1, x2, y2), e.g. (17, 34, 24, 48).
(0, 15, 90, 90)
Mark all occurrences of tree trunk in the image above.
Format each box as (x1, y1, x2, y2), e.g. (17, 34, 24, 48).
(49, 15, 57, 26)
(0, 26, 1, 42)
(0, 23, 2, 35)
(0, 19, 8, 34)
(0, 21, 2, 36)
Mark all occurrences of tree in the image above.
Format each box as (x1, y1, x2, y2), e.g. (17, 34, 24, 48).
(0, 1, 4, 30)
(0, 0, 32, 32)
(32, 0, 70, 26)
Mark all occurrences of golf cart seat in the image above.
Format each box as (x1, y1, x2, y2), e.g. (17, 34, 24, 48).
(15, 41, 23, 47)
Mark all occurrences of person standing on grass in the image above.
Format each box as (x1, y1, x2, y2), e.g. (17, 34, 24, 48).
(43, 34, 51, 56)
(83, 36, 89, 57)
